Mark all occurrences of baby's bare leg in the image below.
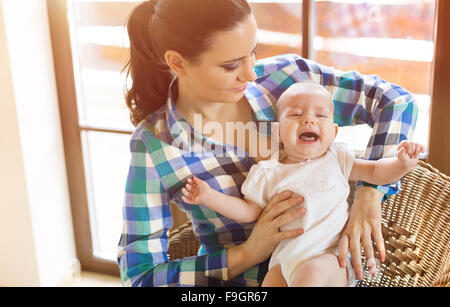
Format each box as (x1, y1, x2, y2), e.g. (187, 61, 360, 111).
(291, 253, 348, 287)
(261, 264, 288, 287)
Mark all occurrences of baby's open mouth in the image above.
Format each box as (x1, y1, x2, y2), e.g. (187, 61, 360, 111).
(298, 132, 319, 143)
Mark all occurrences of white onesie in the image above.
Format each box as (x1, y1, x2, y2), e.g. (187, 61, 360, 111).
(241, 142, 355, 286)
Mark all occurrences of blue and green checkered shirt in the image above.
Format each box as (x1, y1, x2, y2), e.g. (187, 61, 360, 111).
(117, 54, 418, 286)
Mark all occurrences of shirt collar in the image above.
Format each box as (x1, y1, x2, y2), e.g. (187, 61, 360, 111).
(244, 81, 277, 122)
(165, 77, 276, 151)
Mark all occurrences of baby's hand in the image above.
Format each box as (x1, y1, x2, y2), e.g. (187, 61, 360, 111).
(181, 176, 212, 205)
(396, 140, 426, 171)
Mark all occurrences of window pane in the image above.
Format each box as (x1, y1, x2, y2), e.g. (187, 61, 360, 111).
(249, 0, 303, 58)
(81, 131, 131, 261)
(69, 0, 134, 130)
(314, 0, 435, 150)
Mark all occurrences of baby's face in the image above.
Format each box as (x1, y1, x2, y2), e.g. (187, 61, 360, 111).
(277, 87, 338, 161)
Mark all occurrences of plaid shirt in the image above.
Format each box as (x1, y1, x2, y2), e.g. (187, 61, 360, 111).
(117, 54, 418, 287)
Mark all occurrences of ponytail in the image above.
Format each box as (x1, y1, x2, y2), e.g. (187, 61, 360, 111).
(123, 1, 173, 126)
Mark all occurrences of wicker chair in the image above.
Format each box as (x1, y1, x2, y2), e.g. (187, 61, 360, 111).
(167, 160, 450, 287)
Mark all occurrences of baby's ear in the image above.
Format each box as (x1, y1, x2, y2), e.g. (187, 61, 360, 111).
(334, 123, 339, 138)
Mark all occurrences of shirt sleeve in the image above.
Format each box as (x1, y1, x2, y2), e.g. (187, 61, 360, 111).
(329, 142, 356, 179)
(240, 163, 268, 208)
(256, 54, 418, 200)
(117, 132, 228, 287)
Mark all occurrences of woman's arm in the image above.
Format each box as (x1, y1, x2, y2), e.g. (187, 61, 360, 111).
(181, 176, 262, 223)
(118, 131, 307, 286)
(337, 186, 385, 280)
(227, 191, 306, 280)
(118, 135, 228, 287)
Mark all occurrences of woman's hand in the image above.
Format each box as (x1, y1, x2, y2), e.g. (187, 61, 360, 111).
(338, 186, 386, 280)
(227, 190, 306, 279)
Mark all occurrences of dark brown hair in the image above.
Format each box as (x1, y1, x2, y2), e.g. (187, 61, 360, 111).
(123, 0, 252, 126)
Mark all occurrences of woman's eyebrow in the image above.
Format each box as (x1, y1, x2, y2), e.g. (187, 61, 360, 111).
(220, 42, 259, 64)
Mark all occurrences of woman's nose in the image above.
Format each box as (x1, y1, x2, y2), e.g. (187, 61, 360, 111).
(238, 57, 257, 82)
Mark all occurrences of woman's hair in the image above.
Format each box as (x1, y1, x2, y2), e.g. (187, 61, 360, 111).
(123, 0, 252, 126)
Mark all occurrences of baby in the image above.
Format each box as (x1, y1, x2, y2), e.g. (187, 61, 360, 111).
(181, 81, 425, 287)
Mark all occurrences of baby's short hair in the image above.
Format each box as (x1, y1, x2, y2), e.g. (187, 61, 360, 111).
(276, 80, 332, 121)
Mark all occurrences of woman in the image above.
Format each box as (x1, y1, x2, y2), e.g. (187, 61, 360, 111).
(117, 0, 417, 287)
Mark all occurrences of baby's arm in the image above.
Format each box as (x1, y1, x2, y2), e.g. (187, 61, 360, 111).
(181, 176, 262, 223)
(349, 140, 426, 185)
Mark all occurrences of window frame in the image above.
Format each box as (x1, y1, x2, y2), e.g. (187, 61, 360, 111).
(47, 0, 121, 275)
(47, 0, 449, 276)
(428, 0, 450, 175)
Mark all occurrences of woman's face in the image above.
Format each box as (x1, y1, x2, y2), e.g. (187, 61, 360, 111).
(181, 14, 259, 104)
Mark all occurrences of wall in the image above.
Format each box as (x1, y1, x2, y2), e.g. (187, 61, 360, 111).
(0, 0, 76, 286)
(0, 0, 40, 285)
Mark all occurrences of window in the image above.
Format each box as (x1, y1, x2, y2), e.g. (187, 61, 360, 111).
(68, 0, 133, 263)
(313, 0, 435, 151)
(48, 0, 445, 275)
(250, 1, 303, 57)
(251, 0, 435, 152)
(48, 0, 135, 274)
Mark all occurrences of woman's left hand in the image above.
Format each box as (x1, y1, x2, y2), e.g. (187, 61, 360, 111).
(338, 186, 386, 280)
